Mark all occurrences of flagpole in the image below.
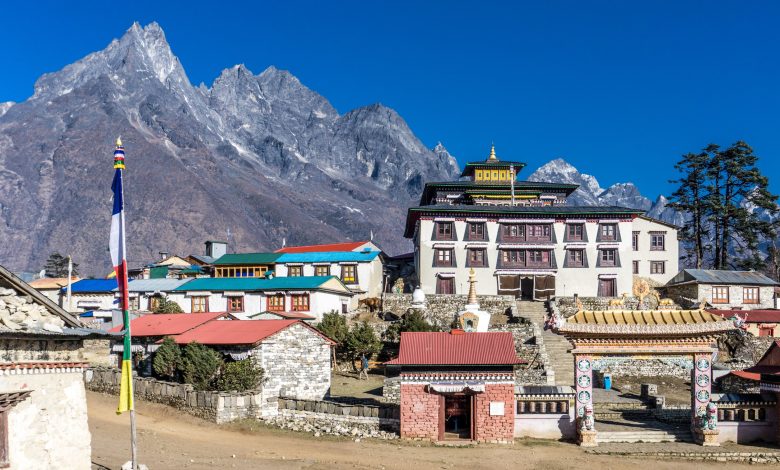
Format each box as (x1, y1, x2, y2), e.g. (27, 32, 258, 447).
(66, 255, 73, 311)
(510, 164, 515, 207)
(111, 137, 137, 469)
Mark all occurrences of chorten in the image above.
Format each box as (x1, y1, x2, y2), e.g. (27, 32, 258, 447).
(457, 268, 491, 332)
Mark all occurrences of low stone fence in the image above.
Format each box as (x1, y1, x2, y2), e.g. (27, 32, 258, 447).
(272, 397, 400, 437)
(381, 293, 516, 328)
(84, 367, 263, 424)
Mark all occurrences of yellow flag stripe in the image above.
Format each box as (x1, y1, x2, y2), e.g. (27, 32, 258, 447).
(116, 359, 134, 414)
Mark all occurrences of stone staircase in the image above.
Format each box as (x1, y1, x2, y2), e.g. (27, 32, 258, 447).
(515, 300, 574, 386)
(596, 428, 693, 444)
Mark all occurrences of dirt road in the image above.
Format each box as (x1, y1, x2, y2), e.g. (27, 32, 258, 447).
(88, 391, 751, 469)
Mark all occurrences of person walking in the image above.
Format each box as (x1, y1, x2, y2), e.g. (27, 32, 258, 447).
(360, 354, 369, 380)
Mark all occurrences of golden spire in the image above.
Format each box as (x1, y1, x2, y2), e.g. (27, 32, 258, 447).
(467, 268, 478, 305)
(488, 144, 497, 161)
(116, 137, 123, 147)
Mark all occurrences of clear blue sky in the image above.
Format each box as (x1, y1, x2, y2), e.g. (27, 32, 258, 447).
(2, 1, 779, 199)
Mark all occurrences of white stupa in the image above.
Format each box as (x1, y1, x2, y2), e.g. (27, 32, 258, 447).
(411, 285, 426, 309)
(457, 268, 491, 332)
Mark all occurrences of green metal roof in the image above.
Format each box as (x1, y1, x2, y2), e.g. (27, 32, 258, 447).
(173, 276, 349, 292)
(460, 160, 527, 177)
(212, 253, 282, 266)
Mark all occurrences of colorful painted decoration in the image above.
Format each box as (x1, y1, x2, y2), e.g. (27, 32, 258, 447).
(577, 390, 591, 404)
(577, 359, 592, 372)
(696, 374, 710, 387)
(696, 389, 710, 402)
(577, 375, 591, 387)
(696, 358, 710, 371)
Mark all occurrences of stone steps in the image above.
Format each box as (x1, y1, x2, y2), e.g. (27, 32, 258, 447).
(515, 300, 574, 386)
(596, 430, 693, 443)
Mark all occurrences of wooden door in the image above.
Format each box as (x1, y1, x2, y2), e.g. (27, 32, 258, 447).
(598, 278, 616, 297)
(436, 277, 454, 294)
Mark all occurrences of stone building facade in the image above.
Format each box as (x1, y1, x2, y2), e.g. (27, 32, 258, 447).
(663, 269, 778, 310)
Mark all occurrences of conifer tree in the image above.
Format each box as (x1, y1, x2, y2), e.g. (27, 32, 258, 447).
(668, 149, 712, 268)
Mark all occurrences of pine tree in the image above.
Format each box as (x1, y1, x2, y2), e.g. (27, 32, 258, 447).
(152, 337, 182, 381)
(344, 321, 381, 362)
(44, 252, 79, 277)
(668, 149, 712, 268)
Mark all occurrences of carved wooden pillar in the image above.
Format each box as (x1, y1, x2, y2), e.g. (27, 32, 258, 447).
(574, 354, 597, 446)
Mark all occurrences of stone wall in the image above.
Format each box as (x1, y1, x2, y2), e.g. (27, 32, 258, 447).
(273, 397, 399, 436)
(593, 357, 693, 380)
(491, 322, 548, 385)
(382, 376, 400, 404)
(717, 374, 761, 394)
(381, 293, 516, 328)
(85, 367, 263, 424)
(4, 368, 92, 470)
(252, 322, 332, 415)
(0, 336, 113, 367)
(557, 296, 645, 317)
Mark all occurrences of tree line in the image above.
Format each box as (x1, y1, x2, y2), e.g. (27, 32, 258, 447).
(668, 141, 779, 274)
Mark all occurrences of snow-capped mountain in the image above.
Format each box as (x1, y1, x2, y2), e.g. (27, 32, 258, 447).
(0, 22, 459, 274)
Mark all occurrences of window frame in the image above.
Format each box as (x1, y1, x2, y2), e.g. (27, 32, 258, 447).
(434, 221, 455, 241)
(632, 260, 639, 274)
(501, 223, 524, 242)
(466, 222, 487, 241)
(632, 231, 639, 251)
(500, 249, 524, 268)
(712, 286, 730, 304)
(191, 296, 209, 313)
(650, 261, 665, 275)
(566, 224, 584, 242)
(466, 248, 488, 267)
(227, 296, 244, 313)
(267, 294, 285, 312)
(314, 265, 331, 277)
(288, 265, 303, 277)
(599, 249, 617, 267)
(526, 224, 552, 242)
(743, 286, 760, 305)
(340, 264, 359, 284)
(433, 249, 455, 268)
(650, 233, 666, 251)
(599, 224, 618, 242)
(291, 293, 310, 312)
(566, 249, 585, 268)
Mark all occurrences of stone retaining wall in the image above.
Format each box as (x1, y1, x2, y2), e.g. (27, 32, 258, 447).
(275, 397, 400, 434)
(381, 293, 516, 328)
(84, 367, 263, 424)
(593, 357, 692, 380)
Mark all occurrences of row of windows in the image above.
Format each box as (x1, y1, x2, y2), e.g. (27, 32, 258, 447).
(214, 266, 269, 278)
(632, 260, 666, 275)
(433, 248, 621, 268)
(287, 264, 357, 283)
(632, 231, 666, 251)
(434, 276, 620, 296)
(712, 286, 761, 304)
(134, 294, 311, 313)
(433, 222, 621, 243)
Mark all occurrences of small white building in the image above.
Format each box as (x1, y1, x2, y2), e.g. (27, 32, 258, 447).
(663, 269, 779, 310)
(166, 276, 355, 321)
(27, 277, 80, 304)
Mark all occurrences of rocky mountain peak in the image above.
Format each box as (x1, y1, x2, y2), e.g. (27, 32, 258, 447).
(0, 102, 14, 118)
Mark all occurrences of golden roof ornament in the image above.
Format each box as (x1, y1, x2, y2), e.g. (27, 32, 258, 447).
(488, 144, 498, 161)
(116, 136, 123, 147)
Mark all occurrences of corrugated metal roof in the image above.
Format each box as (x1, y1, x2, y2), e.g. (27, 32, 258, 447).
(567, 309, 728, 326)
(276, 241, 370, 253)
(668, 269, 779, 286)
(123, 278, 192, 293)
(212, 253, 282, 266)
(276, 251, 380, 263)
(389, 331, 521, 365)
(171, 320, 334, 346)
(108, 312, 228, 336)
(66, 279, 118, 293)
(172, 276, 342, 292)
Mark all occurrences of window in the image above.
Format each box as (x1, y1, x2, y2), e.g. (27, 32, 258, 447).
(632, 231, 639, 251)
(314, 265, 330, 277)
(291, 294, 310, 311)
(288, 266, 303, 277)
(129, 296, 140, 310)
(744, 287, 760, 304)
(191, 296, 208, 313)
(650, 261, 665, 274)
(267, 294, 285, 311)
(502, 224, 524, 241)
(712, 286, 729, 304)
(527, 250, 551, 267)
(600, 249, 617, 267)
(467, 222, 486, 241)
(227, 296, 244, 313)
(435, 222, 454, 240)
(566, 249, 585, 267)
(567, 224, 584, 241)
(434, 249, 454, 267)
(341, 264, 358, 283)
(467, 249, 487, 267)
(759, 326, 775, 337)
(527, 224, 552, 242)
(436, 277, 455, 294)
(149, 296, 162, 312)
(600, 224, 617, 241)
(650, 232, 666, 251)
(501, 250, 524, 267)
(632, 260, 639, 274)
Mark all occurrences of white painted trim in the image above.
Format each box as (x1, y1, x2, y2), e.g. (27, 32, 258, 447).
(465, 218, 489, 222)
(494, 270, 557, 276)
(598, 274, 618, 279)
(498, 218, 556, 223)
(433, 217, 456, 222)
(436, 272, 456, 278)
(499, 243, 555, 249)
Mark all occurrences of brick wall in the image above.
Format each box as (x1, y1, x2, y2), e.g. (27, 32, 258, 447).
(474, 384, 514, 443)
(400, 383, 440, 440)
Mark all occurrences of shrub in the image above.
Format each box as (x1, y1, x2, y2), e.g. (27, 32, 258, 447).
(316, 310, 349, 359)
(383, 310, 438, 343)
(152, 337, 181, 380)
(216, 358, 265, 392)
(181, 341, 223, 390)
(345, 321, 382, 362)
(153, 296, 184, 314)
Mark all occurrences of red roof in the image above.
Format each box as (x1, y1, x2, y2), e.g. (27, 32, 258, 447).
(108, 312, 229, 336)
(723, 370, 760, 381)
(170, 320, 336, 346)
(387, 331, 523, 365)
(745, 340, 780, 376)
(275, 241, 370, 253)
(709, 309, 780, 323)
(255, 311, 316, 320)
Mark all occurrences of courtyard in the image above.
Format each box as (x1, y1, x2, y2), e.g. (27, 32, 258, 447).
(87, 391, 776, 469)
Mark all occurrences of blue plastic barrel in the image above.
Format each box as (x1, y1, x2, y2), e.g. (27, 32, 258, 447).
(604, 374, 612, 390)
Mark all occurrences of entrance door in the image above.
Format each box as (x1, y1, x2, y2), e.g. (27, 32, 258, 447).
(497, 275, 520, 297)
(436, 277, 455, 294)
(443, 394, 472, 440)
(534, 275, 556, 301)
(598, 278, 616, 297)
(520, 277, 534, 300)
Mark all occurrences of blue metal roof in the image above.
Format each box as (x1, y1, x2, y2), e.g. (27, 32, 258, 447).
(275, 251, 380, 264)
(65, 279, 118, 293)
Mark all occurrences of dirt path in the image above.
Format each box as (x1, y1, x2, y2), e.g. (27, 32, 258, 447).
(87, 391, 752, 469)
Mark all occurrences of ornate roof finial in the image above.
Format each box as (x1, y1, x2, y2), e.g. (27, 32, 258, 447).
(488, 143, 497, 161)
(467, 268, 478, 305)
(116, 136, 123, 147)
